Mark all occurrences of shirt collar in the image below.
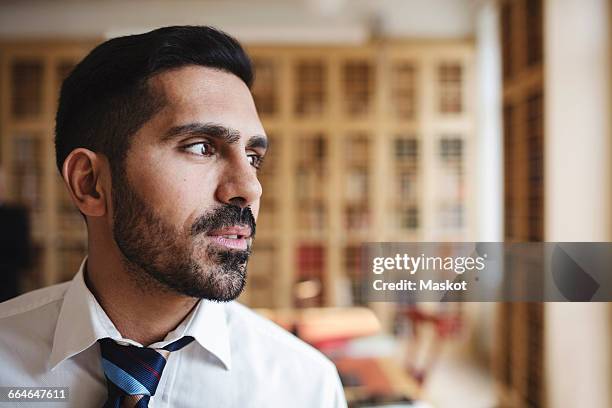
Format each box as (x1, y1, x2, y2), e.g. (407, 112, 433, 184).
(49, 256, 232, 371)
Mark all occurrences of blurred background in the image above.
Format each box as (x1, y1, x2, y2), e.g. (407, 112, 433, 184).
(0, 0, 610, 407)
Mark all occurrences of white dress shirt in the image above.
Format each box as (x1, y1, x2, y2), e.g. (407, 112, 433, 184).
(0, 258, 347, 407)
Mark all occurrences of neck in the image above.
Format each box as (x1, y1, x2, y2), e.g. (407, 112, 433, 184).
(85, 240, 198, 346)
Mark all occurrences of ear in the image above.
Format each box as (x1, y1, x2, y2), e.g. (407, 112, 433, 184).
(61, 148, 108, 217)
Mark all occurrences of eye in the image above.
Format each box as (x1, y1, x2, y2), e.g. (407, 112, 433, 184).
(247, 153, 264, 169)
(183, 142, 215, 156)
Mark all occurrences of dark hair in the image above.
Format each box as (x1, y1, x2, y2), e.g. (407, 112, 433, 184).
(55, 25, 253, 175)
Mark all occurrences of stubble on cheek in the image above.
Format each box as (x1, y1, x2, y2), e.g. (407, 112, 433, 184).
(190, 235, 213, 271)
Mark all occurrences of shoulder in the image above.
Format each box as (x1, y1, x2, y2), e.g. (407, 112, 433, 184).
(0, 282, 69, 320)
(0, 282, 70, 379)
(223, 302, 345, 406)
(224, 301, 337, 374)
(0, 282, 70, 342)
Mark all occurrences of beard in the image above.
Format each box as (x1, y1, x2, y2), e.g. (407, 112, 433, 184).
(110, 171, 256, 302)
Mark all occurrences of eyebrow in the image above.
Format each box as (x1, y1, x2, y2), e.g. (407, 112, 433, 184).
(246, 135, 268, 150)
(162, 122, 267, 149)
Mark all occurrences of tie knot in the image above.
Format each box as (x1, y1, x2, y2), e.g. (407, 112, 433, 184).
(98, 336, 194, 402)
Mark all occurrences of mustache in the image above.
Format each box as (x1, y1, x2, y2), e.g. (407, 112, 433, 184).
(190, 205, 256, 238)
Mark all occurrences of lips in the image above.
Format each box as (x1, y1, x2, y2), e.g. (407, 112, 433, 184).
(206, 225, 252, 250)
(206, 225, 252, 239)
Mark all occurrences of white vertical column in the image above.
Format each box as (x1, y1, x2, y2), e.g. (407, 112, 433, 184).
(475, 1, 503, 243)
(545, 0, 611, 241)
(472, 0, 503, 361)
(545, 1, 611, 408)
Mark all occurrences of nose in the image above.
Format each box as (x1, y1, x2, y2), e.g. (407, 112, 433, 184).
(215, 155, 262, 208)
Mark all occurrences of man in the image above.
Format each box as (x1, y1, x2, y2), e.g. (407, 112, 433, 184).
(0, 26, 346, 407)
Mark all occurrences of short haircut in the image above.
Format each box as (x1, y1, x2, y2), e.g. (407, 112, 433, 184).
(55, 25, 253, 175)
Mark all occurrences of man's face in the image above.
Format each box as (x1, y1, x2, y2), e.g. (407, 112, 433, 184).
(111, 66, 266, 301)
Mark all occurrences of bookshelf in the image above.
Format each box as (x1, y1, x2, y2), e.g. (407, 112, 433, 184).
(244, 42, 476, 308)
(0, 42, 94, 290)
(0, 40, 476, 310)
(496, 0, 546, 407)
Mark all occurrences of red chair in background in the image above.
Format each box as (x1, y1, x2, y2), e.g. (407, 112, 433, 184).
(399, 304, 464, 385)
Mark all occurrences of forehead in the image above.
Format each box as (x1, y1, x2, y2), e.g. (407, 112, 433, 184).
(148, 66, 263, 135)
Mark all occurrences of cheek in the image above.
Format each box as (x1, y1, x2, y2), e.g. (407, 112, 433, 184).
(126, 151, 219, 228)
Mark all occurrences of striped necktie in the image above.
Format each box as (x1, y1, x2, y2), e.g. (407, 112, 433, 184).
(98, 336, 194, 408)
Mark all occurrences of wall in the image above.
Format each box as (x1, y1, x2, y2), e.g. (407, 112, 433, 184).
(0, 0, 475, 42)
(544, 0, 612, 407)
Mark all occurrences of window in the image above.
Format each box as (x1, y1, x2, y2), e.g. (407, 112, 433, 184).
(391, 63, 417, 119)
(438, 62, 463, 114)
(11, 60, 43, 118)
(343, 61, 374, 116)
(252, 58, 278, 116)
(295, 61, 326, 116)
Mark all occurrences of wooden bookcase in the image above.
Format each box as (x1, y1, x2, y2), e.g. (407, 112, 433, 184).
(0, 39, 476, 309)
(245, 42, 476, 308)
(0, 41, 96, 290)
(496, 0, 546, 407)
